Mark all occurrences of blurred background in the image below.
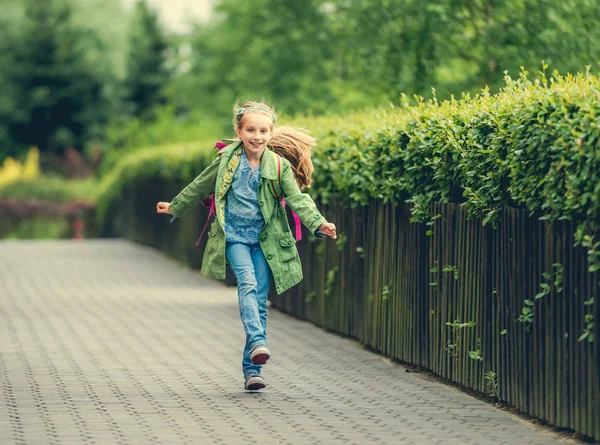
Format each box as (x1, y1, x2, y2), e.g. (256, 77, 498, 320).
(0, 0, 599, 239)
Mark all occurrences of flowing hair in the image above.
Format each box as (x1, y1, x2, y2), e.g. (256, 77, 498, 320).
(233, 101, 316, 189)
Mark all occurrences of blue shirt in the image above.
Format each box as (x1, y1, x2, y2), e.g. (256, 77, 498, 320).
(224, 151, 265, 244)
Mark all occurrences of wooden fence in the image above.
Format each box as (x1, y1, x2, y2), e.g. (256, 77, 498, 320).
(105, 180, 599, 440)
(270, 199, 599, 441)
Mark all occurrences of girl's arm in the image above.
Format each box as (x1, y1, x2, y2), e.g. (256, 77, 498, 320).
(280, 161, 335, 238)
(165, 156, 221, 218)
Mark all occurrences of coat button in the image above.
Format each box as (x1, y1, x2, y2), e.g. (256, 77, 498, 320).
(261, 235, 267, 242)
(267, 254, 273, 260)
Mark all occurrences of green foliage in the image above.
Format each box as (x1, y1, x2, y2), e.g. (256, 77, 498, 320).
(96, 140, 213, 221)
(446, 319, 475, 358)
(3, 0, 600, 169)
(69, 0, 128, 79)
(168, 0, 600, 125)
(96, 70, 600, 271)
(468, 350, 483, 361)
(382, 283, 392, 301)
(2, 217, 69, 240)
(0, 0, 115, 157)
(324, 266, 339, 298)
(576, 231, 600, 273)
(123, 0, 171, 118)
(442, 265, 459, 280)
(518, 299, 536, 329)
(519, 263, 565, 330)
(101, 106, 222, 174)
(176, 0, 336, 117)
(308, 69, 600, 237)
(579, 298, 595, 343)
(0, 175, 99, 203)
(335, 233, 347, 251)
(485, 370, 499, 399)
(329, 0, 600, 99)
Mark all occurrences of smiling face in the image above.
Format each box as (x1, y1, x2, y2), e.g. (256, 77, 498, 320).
(235, 113, 273, 157)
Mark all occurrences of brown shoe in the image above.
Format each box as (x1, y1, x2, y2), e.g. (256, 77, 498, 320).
(250, 346, 271, 365)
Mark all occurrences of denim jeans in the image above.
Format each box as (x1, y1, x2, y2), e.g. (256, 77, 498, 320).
(225, 242, 271, 380)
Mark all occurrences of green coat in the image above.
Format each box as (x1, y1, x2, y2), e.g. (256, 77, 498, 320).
(169, 141, 327, 294)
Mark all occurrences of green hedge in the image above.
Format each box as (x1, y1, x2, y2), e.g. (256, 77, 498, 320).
(96, 142, 214, 221)
(309, 69, 600, 230)
(98, 69, 600, 247)
(0, 175, 99, 203)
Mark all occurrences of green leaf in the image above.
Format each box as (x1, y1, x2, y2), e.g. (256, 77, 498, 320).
(500, 329, 507, 335)
(468, 351, 483, 361)
(524, 299, 534, 306)
(578, 332, 589, 342)
(542, 272, 551, 280)
(589, 263, 600, 272)
(535, 292, 546, 299)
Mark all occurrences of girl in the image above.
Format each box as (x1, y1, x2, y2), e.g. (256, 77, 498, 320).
(156, 101, 336, 391)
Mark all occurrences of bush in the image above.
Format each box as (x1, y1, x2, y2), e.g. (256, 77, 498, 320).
(0, 175, 99, 203)
(97, 68, 600, 236)
(100, 106, 223, 175)
(96, 141, 214, 221)
(308, 68, 600, 232)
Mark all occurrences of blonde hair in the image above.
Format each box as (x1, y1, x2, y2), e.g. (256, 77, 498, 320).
(233, 101, 315, 189)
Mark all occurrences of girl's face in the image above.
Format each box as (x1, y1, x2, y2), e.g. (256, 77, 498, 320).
(236, 113, 273, 156)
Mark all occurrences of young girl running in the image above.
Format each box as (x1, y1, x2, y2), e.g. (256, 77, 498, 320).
(156, 101, 337, 391)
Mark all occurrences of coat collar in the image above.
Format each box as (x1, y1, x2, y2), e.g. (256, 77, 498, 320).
(259, 146, 279, 181)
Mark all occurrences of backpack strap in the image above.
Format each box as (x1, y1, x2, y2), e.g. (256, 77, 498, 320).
(271, 155, 302, 242)
(195, 194, 216, 247)
(270, 156, 283, 200)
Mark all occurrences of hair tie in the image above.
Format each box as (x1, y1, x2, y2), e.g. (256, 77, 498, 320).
(237, 106, 275, 123)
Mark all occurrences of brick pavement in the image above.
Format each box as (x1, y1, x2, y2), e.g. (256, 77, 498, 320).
(0, 240, 582, 445)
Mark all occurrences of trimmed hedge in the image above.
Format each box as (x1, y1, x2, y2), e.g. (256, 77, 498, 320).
(103, 71, 600, 226)
(97, 142, 214, 222)
(0, 175, 99, 203)
(98, 69, 600, 262)
(308, 69, 600, 232)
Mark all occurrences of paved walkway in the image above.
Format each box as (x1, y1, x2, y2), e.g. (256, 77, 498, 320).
(0, 240, 581, 445)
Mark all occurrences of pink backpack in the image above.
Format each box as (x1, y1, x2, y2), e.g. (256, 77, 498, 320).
(195, 140, 302, 247)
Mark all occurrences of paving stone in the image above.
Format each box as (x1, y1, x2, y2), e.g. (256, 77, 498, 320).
(0, 240, 584, 445)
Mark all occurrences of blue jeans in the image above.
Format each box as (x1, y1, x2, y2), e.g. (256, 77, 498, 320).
(225, 242, 271, 380)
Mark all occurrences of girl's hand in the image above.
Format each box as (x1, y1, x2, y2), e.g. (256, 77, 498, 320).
(156, 202, 172, 215)
(317, 222, 337, 239)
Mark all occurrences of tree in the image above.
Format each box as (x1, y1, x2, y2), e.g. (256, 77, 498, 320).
(0, 0, 113, 157)
(178, 0, 334, 118)
(123, 0, 171, 118)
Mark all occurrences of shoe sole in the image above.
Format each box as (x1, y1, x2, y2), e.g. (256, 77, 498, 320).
(250, 353, 270, 365)
(245, 382, 266, 391)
